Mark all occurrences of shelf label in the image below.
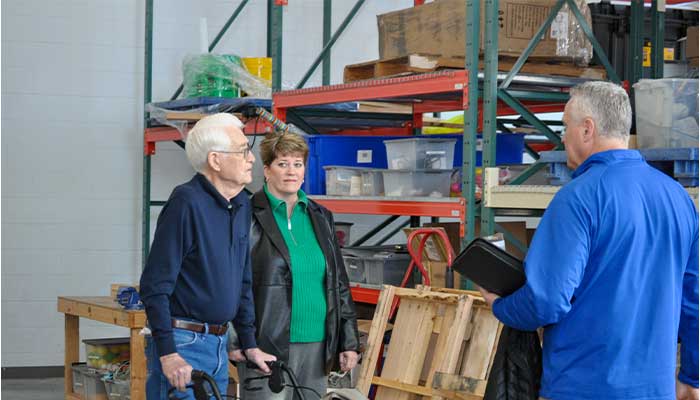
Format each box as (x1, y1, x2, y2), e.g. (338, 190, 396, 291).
(357, 150, 373, 163)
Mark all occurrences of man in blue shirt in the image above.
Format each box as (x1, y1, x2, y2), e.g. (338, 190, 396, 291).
(479, 81, 698, 400)
(140, 113, 276, 399)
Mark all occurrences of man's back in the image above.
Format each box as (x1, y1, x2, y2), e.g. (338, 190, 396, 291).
(494, 150, 698, 400)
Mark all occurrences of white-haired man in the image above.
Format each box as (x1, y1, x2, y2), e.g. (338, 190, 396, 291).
(479, 82, 698, 400)
(140, 113, 276, 399)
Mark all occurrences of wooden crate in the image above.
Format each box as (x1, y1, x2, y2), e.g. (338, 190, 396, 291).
(356, 286, 502, 399)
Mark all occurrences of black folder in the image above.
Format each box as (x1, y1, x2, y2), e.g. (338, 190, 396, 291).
(452, 238, 526, 296)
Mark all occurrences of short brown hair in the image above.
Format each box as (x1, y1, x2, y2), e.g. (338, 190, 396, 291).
(259, 132, 309, 166)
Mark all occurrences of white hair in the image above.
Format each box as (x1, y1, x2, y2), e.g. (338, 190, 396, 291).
(569, 81, 632, 142)
(185, 113, 245, 173)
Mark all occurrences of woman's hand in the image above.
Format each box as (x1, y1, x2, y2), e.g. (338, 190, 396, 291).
(339, 351, 359, 372)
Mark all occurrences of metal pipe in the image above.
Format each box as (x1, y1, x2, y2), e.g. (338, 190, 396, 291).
(269, 0, 283, 92)
(481, 0, 499, 237)
(142, 0, 154, 269)
(651, 0, 666, 78)
(463, 0, 480, 249)
(323, 0, 332, 85)
(296, 0, 366, 89)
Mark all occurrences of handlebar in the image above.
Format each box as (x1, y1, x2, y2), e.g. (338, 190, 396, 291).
(167, 369, 223, 400)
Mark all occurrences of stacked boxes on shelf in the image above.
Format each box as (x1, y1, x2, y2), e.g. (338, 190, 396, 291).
(382, 137, 457, 197)
(324, 136, 459, 197)
(71, 338, 131, 400)
(308, 134, 525, 195)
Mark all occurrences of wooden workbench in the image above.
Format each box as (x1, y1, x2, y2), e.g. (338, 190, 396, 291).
(57, 296, 147, 400)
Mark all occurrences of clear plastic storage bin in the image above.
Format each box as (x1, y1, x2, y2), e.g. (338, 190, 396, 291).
(83, 368, 109, 400)
(382, 169, 452, 197)
(83, 338, 130, 371)
(324, 166, 363, 196)
(325, 166, 385, 196)
(104, 379, 131, 400)
(360, 169, 384, 196)
(633, 79, 699, 149)
(71, 363, 88, 397)
(384, 138, 457, 169)
(341, 246, 414, 287)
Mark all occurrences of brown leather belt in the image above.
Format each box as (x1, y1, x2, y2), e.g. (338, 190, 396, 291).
(172, 319, 228, 336)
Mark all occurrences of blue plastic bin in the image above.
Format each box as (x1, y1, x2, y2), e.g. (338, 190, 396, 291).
(304, 136, 393, 195)
(538, 148, 698, 187)
(304, 134, 525, 194)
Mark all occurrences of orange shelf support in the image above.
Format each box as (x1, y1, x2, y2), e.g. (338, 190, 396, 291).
(310, 197, 467, 237)
(273, 70, 469, 112)
(350, 286, 380, 304)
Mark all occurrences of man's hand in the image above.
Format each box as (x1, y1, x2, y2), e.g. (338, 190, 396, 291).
(244, 347, 277, 374)
(677, 380, 699, 400)
(228, 349, 246, 363)
(339, 351, 359, 372)
(159, 353, 193, 392)
(476, 285, 501, 308)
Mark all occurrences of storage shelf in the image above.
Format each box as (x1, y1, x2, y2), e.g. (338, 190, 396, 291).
(484, 183, 699, 209)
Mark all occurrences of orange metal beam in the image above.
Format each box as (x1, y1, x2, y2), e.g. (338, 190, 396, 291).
(311, 197, 466, 237)
(273, 70, 469, 109)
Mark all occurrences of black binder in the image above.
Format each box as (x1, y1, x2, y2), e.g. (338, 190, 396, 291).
(452, 238, 526, 296)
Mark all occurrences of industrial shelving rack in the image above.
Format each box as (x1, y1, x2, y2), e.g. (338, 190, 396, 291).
(141, 0, 682, 300)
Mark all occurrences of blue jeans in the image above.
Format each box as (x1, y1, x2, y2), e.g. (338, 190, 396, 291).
(145, 328, 229, 400)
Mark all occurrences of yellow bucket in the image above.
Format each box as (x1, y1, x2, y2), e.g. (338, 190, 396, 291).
(242, 57, 272, 83)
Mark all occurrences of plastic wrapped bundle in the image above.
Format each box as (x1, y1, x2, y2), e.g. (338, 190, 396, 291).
(553, 0, 593, 66)
(182, 54, 272, 99)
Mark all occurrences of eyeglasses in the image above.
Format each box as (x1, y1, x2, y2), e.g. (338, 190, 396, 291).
(212, 143, 253, 158)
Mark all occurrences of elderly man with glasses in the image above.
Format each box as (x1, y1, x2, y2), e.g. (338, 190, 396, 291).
(140, 113, 276, 399)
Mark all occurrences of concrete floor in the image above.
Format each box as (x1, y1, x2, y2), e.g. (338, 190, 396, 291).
(2, 378, 65, 399)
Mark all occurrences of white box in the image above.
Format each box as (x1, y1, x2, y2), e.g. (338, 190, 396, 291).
(634, 79, 699, 149)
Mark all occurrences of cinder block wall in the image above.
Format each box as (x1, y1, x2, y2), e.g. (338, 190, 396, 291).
(1, 0, 412, 367)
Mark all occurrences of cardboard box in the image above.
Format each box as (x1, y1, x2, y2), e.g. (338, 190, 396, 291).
(377, 0, 592, 62)
(687, 26, 698, 60)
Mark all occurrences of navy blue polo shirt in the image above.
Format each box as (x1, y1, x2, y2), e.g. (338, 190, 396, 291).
(140, 174, 257, 357)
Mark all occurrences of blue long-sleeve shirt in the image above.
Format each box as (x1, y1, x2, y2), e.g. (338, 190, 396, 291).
(140, 174, 257, 357)
(493, 150, 698, 400)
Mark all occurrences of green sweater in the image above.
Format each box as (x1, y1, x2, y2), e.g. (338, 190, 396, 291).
(264, 185, 327, 342)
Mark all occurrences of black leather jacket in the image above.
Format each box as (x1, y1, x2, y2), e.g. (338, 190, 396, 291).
(249, 191, 360, 373)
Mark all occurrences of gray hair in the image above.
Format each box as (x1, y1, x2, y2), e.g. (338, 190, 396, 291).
(568, 81, 632, 141)
(185, 113, 245, 173)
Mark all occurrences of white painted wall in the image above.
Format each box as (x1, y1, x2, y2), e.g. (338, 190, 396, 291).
(1, 0, 414, 367)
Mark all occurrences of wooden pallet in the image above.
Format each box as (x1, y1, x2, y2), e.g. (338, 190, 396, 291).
(344, 54, 606, 83)
(356, 286, 502, 400)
